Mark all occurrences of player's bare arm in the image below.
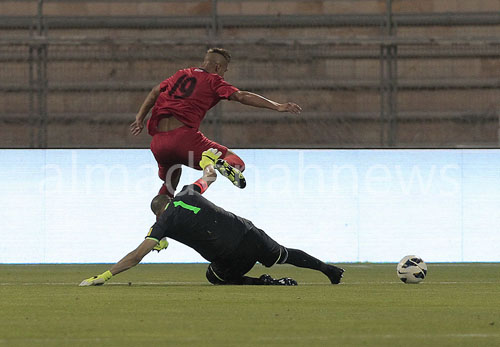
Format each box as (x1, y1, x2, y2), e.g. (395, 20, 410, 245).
(79, 239, 157, 286)
(110, 239, 157, 275)
(229, 90, 302, 114)
(130, 84, 161, 136)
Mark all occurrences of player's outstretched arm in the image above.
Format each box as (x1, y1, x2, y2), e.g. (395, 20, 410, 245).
(130, 84, 161, 136)
(79, 239, 157, 286)
(229, 90, 302, 114)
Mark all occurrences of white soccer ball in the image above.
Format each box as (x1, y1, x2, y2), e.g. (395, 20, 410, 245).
(396, 255, 427, 284)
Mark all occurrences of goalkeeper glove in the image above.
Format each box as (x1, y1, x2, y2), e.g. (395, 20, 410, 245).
(79, 270, 113, 286)
(152, 237, 169, 252)
(199, 148, 222, 170)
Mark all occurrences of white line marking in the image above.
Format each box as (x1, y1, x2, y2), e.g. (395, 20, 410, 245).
(0, 338, 111, 343)
(256, 333, 500, 341)
(1, 280, 500, 286)
(2, 334, 498, 345)
(0, 282, 209, 286)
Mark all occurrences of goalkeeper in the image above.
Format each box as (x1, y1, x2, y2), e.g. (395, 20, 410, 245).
(80, 149, 344, 287)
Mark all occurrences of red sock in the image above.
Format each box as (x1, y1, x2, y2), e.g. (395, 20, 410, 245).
(158, 184, 174, 198)
(157, 167, 181, 198)
(224, 153, 245, 171)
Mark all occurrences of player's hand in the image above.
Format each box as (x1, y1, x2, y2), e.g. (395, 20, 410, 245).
(277, 102, 302, 114)
(152, 238, 169, 252)
(130, 119, 144, 136)
(199, 148, 222, 169)
(79, 270, 113, 286)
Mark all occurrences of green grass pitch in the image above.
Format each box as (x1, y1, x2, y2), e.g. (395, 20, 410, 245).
(1, 263, 499, 346)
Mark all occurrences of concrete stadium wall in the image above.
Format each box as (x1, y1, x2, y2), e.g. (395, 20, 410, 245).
(2, 0, 500, 16)
(1, 0, 499, 148)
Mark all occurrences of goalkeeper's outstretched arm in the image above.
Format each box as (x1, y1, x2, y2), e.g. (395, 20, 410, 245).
(79, 239, 157, 286)
(109, 239, 157, 275)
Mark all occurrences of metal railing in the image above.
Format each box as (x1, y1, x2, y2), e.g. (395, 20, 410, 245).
(0, 0, 499, 148)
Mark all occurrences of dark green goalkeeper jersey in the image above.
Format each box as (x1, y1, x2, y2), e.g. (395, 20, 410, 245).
(147, 184, 254, 262)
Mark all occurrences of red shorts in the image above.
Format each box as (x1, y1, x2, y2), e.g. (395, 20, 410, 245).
(150, 126, 228, 180)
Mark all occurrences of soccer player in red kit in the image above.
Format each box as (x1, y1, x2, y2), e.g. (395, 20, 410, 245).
(130, 48, 302, 198)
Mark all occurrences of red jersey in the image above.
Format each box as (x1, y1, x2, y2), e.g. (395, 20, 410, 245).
(148, 67, 239, 135)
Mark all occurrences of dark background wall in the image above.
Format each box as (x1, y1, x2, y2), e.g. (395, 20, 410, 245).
(1, 0, 499, 148)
